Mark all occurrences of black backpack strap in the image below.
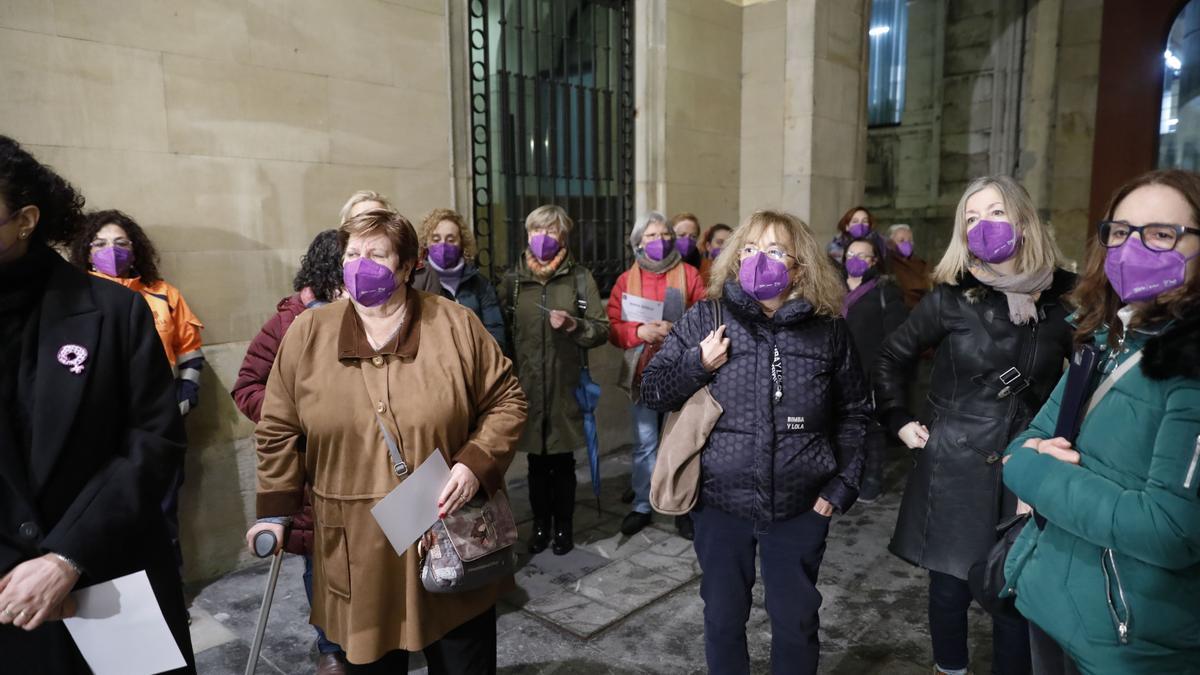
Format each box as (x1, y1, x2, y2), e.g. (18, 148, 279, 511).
(572, 264, 591, 367)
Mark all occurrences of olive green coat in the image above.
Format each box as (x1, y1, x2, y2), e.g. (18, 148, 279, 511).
(498, 257, 610, 454)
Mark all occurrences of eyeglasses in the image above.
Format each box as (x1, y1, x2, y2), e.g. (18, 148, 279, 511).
(739, 245, 798, 264)
(1097, 220, 1200, 251)
(847, 253, 877, 262)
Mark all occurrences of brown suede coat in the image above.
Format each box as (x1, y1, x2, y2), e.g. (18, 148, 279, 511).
(255, 292, 526, 664)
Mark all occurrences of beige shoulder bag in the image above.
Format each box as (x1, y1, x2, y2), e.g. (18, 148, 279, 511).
(650, 300, 725, 515)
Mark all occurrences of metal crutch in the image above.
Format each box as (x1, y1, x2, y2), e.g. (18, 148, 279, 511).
(244, 530, 284, 675)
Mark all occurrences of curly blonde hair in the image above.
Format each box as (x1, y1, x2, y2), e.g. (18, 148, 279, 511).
(418, 208, 478, 261)
(706, 210, 846, 317)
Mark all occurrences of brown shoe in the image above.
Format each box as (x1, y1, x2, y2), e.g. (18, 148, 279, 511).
(317, 653, 348, 675)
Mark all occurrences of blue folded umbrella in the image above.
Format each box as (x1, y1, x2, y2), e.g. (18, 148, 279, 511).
(574, 366, 602, 512)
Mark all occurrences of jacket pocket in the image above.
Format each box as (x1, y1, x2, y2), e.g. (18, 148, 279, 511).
(1108, 549, 1200, 650)
(313, 497, 352, 600)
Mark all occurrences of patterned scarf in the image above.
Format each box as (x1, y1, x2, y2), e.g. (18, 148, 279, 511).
(526, 248, 568, 281)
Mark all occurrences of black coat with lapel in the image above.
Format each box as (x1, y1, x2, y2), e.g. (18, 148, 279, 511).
(0, 249, 194, 673)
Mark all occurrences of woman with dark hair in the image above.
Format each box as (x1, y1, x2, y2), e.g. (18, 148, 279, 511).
(247, 209, 526, 671)
(827, 206, 889, 265)
(69, 209, 206, 418)
(670, 211, 704, 269)
(841, 237, 908, 502)
(232, 229, 347, 673)
(698, 222, 732, 284)
(68, 209, 204, 571)
(1001, 169, 1200, 674)
(0, 135, 194, 672)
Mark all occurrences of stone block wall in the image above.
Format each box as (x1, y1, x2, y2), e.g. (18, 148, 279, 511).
(864, 0, 1103, 266)
(0, 0, 455, 582)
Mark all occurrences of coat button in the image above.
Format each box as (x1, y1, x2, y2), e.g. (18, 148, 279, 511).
(376, 401, 386, 413)
(17, 521, 39, 541)
(372, 355, 384, 367)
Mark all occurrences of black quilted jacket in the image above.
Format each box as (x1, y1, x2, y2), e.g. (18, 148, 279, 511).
(640, 282, 872, 521)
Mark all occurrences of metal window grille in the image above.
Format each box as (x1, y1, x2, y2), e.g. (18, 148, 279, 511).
(469, 0, 634, 293)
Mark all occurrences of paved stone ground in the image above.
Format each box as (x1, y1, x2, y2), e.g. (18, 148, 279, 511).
(189, 447, 995, 674)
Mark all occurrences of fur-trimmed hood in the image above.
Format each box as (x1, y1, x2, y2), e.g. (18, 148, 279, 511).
(1142, 307, 1200, 381)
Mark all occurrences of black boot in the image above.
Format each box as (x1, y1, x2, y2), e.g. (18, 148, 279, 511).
(527, 454, 552, 554)
(550, 453, 577, 555)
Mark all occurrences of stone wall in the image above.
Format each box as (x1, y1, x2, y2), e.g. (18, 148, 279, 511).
(0, 0, 455, 583)
(739, 0, 870, 241)
(864, 0, 1103, 265)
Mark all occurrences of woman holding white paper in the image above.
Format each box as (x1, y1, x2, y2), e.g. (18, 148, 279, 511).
(247, 208, 526, 673)
(0, 135, 195, 673)
(606, 211, 706, 539)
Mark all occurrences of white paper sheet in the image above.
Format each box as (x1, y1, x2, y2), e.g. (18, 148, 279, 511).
(62, 570, 186, 675)
(621, 293, 665, 324)
(371, 450, 452, 556)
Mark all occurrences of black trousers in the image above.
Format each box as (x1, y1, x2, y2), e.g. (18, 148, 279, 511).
(1029, 622, 1081, 675)
(346, 606, 497, 675)
(929, 570, 1030, 674)
(692, 505, 829, 675)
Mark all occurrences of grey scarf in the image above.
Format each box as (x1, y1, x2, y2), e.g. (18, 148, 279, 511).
(636, 248, 682, 274)
(968, 263, 1054, 325)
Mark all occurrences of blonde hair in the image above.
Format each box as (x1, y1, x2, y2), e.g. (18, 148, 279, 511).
(418, 208, 478, 261)
(524, 204, 573, 236)
(933, 176, 1063, 285)
(706, 210, 846, 317)
(339, 190, 396, 225)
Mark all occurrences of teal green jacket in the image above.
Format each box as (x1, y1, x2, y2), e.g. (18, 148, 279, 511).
(1002, 326, 1200, 674)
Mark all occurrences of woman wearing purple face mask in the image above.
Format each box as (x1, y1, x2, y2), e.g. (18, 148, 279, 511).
(826, 205, 889, 265)
(69, 210, 206, 575)
(640, 211, 871, 675)
(415, 208, 506, 351)
(0, 135, 195, 674)
(841, 239, 908, 504)
(1000, 169, 1200, 675)
(248, 208, 526, 671)
(670, 211, 704, 268)
(699, 223, 732, 285)
(875, 176, 1075, 675)
(886, 223, 932, 309)
(498, 205, 610, 557)
(607, 211, 707, 540)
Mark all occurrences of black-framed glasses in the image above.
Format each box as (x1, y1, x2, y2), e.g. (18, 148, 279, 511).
(1098, 220, 1200, 251)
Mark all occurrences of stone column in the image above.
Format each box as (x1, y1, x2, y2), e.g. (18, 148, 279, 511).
(741, 0, 869, 238)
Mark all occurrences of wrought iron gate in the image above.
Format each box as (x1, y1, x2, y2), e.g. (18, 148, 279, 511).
(468, 0, 634, 293)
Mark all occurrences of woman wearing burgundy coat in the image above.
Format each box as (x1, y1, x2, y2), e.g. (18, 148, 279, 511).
(230, 229, 347, 674)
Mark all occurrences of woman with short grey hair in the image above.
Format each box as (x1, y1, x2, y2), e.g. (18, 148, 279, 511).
(606, 210, 706, 538)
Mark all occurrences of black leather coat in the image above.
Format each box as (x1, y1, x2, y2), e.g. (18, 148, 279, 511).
(873, 269, 1075, 579)
(640, 282, 872, 521)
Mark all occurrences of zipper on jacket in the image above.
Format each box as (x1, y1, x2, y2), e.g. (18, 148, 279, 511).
(1184, 436, 1200, 491)
(1101, 548, 1132, 645)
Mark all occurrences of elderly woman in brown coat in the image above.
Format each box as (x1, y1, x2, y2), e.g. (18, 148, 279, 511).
(245, 209, 527, 674)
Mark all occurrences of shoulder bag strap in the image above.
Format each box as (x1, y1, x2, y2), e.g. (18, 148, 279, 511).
(1084, 350, 1144, 417)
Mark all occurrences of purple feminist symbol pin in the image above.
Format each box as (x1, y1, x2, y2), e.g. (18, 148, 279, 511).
(57, 344, 88, 375)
